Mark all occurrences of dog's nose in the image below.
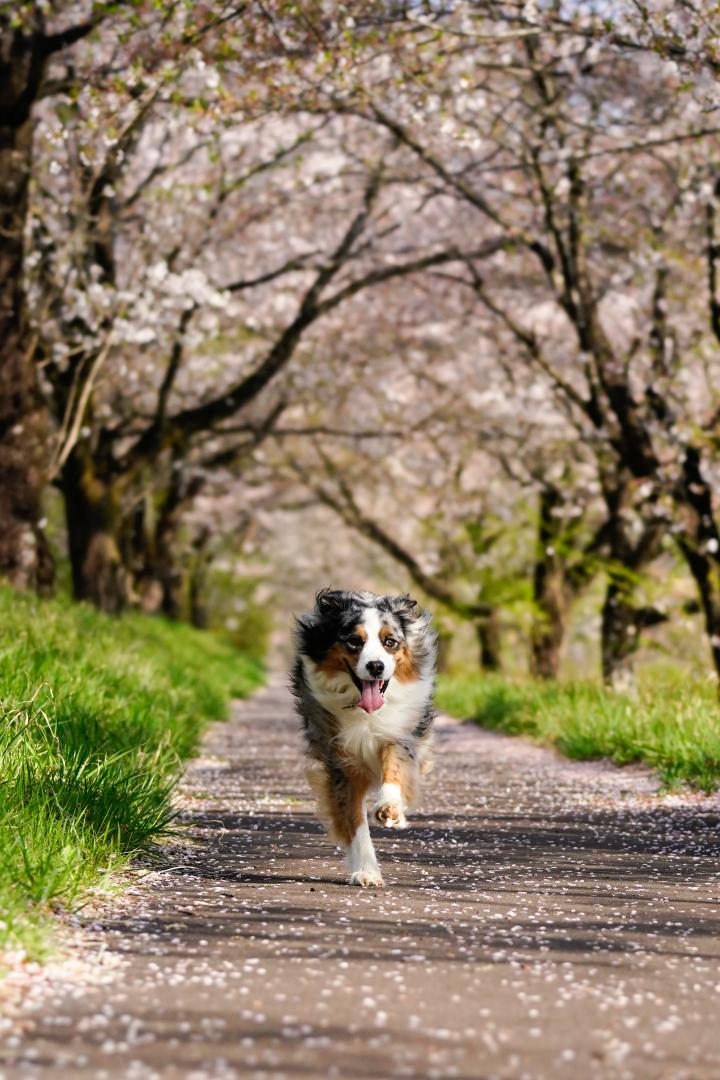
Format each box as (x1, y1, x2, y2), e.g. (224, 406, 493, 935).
(366, 660, 385, 679)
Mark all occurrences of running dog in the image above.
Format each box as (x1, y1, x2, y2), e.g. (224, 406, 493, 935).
(291, 588, 436, 887)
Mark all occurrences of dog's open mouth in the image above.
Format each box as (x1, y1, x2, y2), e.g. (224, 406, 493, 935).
(346, 664, 390, 713)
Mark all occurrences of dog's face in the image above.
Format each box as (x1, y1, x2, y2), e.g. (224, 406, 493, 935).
(296, 589, 428, 713)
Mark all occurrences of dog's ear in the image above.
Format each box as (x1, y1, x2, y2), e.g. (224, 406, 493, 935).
(314, 588, 347, 615)
(390, 594, 420, 621)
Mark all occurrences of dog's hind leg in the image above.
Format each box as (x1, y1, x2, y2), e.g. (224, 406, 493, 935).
(374, 743, 417, 830)
(308, 762, 383, 887)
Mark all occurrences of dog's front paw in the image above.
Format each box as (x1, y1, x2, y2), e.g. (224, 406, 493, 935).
(374, 801, 408, 829)
(349, 867, 384, 887)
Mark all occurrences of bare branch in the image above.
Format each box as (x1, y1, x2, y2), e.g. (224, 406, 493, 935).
(39, 18, 101, 57)
(49, 328, 116, 479)
(225, 253, 318, 292)
(292, 448, 489, 620)
(155, 304, 197, 432)
(706, 182, 720, 347)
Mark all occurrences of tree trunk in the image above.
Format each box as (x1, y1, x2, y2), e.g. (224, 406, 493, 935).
(674, 447, 720, 685)
(530, 486, 569, 680)
(132, 551, 183, 618)
(476, 606, 502, 672)
(435, 629, 452, 673)
(125, 469, 204, 621)
(602, 578, 671, 689)
(160, 555, 185, 620)
(125, 497, 185, 618)
(597, 466, 665, 689)
(188, 527, 211, 630)
(0, 22, 54, 592)
(155, 506, 185, 619)
(686, 570, 720, 686)
(530, 602, 567, 680)
(61, 449, 127, 613)
(600, 581, 641, 690)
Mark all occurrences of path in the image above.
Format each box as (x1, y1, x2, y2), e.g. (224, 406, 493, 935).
(3, 676, 720, 1079)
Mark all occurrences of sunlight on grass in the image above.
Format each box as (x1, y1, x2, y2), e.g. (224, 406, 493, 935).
(436, 672, 720, 792)
(0, 588, 263, 962)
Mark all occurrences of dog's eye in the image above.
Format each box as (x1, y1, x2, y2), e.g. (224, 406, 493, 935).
(384, 637, 399, 649)
(345, 635, 363, 651)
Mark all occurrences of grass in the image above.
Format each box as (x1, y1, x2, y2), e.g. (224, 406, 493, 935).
(0, 588, 263, 963)
(436, 671, 720, 792)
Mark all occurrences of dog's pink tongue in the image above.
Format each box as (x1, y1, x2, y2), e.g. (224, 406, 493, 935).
(358, 680, 384, 713)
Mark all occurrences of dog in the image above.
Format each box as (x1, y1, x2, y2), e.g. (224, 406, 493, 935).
(291, 588, 437, 887)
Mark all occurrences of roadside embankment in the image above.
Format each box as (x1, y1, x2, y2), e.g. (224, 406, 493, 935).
(0, 588, 263, 965)
(436, 672, 720, 791)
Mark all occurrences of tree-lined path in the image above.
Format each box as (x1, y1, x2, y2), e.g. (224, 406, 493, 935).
(3, 678, 720, 1079)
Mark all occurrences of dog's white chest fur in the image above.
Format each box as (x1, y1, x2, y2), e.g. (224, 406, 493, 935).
(302, 657, 432, 776)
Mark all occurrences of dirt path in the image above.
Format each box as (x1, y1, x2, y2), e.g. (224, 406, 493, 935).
(3, 676, 720, 1079)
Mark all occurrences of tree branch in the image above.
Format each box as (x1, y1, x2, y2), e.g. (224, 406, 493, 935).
(155, 304, 197, 432)
(706, 181, 720, 347)
(225, 253, 318, 292)
(39, 18, 101, 57)
(293, 449, 487, 620)
(118, 180, 506, 474)
(467, 268, 592, 417)
(49, 327, 116, 479)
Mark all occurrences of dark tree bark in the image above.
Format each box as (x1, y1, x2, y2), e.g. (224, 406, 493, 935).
(665, 196, 720, 686)
(529, 482, 610, 680)
(598, 471, 666, 688)
(0, 10, 98, 591)
(125, 466, 205, 619)
(122, 498, 179, 617)
(61, 447, 127, 613)
(600, 582, 642, 690)
(188, 527, 211, 630)
(44, 80, 158, 612)
(434, 629, 452, 673)
(530, 486, 569, 679)
(600, 583, 670, 689)
(0, 15, 54, 591)
(476, 606, 502, 672)
(674, 448, 720, 683)
(157, 530, 185, 621)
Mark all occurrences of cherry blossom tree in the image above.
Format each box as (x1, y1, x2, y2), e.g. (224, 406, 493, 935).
(8, 0, 720, 690)
(296, 3, 719, 684)
(0, 1, 104, 591)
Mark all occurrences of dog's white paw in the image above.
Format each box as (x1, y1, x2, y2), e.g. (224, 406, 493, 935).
(374, 801, 408, 829)
(349, 867, 384, 887)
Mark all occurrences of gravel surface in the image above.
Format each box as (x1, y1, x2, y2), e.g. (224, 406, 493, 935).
(2, 675, 720, 1079)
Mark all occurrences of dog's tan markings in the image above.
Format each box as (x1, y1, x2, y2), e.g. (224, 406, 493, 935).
(380, 624, 418, 682)
(380, 742, 403, 785)
(307, 762, 371, 846)
(317, 625, 367, 678)
(374, 743, 417, 827)
(330, 769, 371, 846)
(393, 644, 418, 683)
(317, 644, 351, 678)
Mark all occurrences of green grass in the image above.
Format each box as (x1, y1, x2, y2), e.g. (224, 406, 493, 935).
(436, 672, 720, 792)
(0, 588, 263, 963)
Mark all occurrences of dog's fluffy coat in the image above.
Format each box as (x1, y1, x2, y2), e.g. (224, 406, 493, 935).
(291, 588, 436, 886)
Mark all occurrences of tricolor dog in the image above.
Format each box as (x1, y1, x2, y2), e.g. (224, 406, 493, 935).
(291, 589, 436, 886)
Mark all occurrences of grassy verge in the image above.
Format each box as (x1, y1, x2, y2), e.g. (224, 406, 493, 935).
(436, 673, 720, 792)
(0, 588, 263, 963)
